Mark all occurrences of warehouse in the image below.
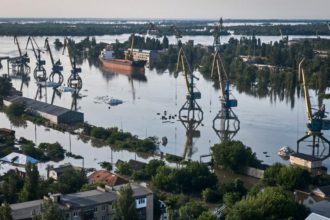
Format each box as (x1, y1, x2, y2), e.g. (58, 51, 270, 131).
(4, 95, 84, 124)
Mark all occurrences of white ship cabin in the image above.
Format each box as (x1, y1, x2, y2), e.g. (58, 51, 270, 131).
(101, 45, 115, 60)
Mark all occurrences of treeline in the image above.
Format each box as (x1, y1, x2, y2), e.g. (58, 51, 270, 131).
(230, 23, 330, 36)
(0, 22, 229, 36)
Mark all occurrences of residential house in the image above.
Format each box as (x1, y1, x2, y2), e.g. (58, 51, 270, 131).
(88, 170, 129, 187)
(11, 183, 153, 220)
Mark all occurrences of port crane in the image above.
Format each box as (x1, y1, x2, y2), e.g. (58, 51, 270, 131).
(297, 59, 330, 159)
(8, 36, 30, 76)
(146, 22, 162, 38)
(211, 18, 240, 141)
(26, 36, 47, 81)
(44, 38, 64, 86)
(125, 34, 135, 61)
(176, 47, 203, 129)
(169, 24, 183, 45)
(63, 37, 83, 111)
(176, 46, 203, 161)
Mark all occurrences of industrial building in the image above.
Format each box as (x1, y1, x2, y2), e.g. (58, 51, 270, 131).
(4, 95, 84, 124)
(125, 49, 159, 64)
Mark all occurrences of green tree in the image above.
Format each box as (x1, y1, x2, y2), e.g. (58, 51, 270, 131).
(115, 161, 133, 176)
(263, 163, 310, 190)
(113, 185, 137, 220)
(179, 201, 208, 220)
(0, 203, 12, 220)
(33, 200, 64, 220)
(197, 211, 217, 220)
(5, 102, 26, 117)
(226, 187, 310, 220)
(19, 162, 39, 202)
(0, 75, 12, 99)
(212, 140, 260, 172)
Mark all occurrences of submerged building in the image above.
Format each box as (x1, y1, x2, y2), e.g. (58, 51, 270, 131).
(4, 95, 84, 124)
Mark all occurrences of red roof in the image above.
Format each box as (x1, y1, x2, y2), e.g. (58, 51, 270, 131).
(88, 170, 128, 187)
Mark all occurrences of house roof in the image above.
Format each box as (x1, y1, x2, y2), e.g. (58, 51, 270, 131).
(10, 184, 152, 219)
(50, 163, 81, 175)
(306, 213, 330, 220)
(88, 170, 128, 186)
(0, 152, 39, 165)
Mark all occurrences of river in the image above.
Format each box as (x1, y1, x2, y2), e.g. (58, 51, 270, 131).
(1, 34, 330, 175)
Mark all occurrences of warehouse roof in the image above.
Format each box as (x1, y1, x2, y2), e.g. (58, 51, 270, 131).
(6, 95, 70, 116)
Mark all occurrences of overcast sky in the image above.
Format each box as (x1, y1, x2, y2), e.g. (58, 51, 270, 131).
(1, 0, 329, 19)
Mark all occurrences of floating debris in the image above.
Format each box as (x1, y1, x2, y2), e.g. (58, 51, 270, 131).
(94, 96, 123, 106)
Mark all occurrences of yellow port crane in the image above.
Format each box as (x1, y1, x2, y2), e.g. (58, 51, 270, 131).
(297, 59, 330, 159)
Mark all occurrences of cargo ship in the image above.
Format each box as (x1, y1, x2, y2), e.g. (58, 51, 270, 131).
(99, 48, 146, 71)
(99, 34, 146, 71)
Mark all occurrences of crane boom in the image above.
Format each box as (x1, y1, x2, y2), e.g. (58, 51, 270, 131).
(176, 47, 192, 95)
(14, 36, 22, 57)
(26, 36, 38, 59)
(298, 58, 313, 121)
(44, 38, 55, 65)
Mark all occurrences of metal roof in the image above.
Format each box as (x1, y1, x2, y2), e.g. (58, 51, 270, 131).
(6, 95, 72, 116)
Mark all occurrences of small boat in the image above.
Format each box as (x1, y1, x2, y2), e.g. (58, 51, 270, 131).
(108, 98, 123, 106)
(278, 146, 294, 157)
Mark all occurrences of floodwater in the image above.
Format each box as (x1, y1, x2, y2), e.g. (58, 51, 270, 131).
(1, 34, 330, 175)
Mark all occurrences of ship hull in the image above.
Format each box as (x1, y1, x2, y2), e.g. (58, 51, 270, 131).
(100, 58, 146, 71)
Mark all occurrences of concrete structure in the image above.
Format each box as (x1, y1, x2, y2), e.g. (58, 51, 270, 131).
(295, 190, 330, 219)
(48, 163, 83, 180)
(125, 49, 158, 64)
(313, 186, 330, 199)
(305, 213, 330, 220)
(11, 183, 153, 220)
(88, 170, 129, 187)
(290, 153, 323, 169)
(4, 95, 84, 124)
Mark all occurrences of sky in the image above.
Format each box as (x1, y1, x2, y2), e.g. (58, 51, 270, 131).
(1, 0, 329, 20)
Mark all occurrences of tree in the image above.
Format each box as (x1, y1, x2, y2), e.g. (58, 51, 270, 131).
(0, 75, 12, 99)
(19, 162, 39, 202)
(263, 163, 310, 190)
(33, 200, 64, 220)
(197, 211, 217, 220)
(5, 102, 26, 117)
(226, 187, 310, 220)
(0, 203, 12, 220)
(179, 201, 209, 220)
(56, 170, 87, 194)
(212, 140, 260, 172)
(113, 185, 137, 220)
(115, 161, 133, 176)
